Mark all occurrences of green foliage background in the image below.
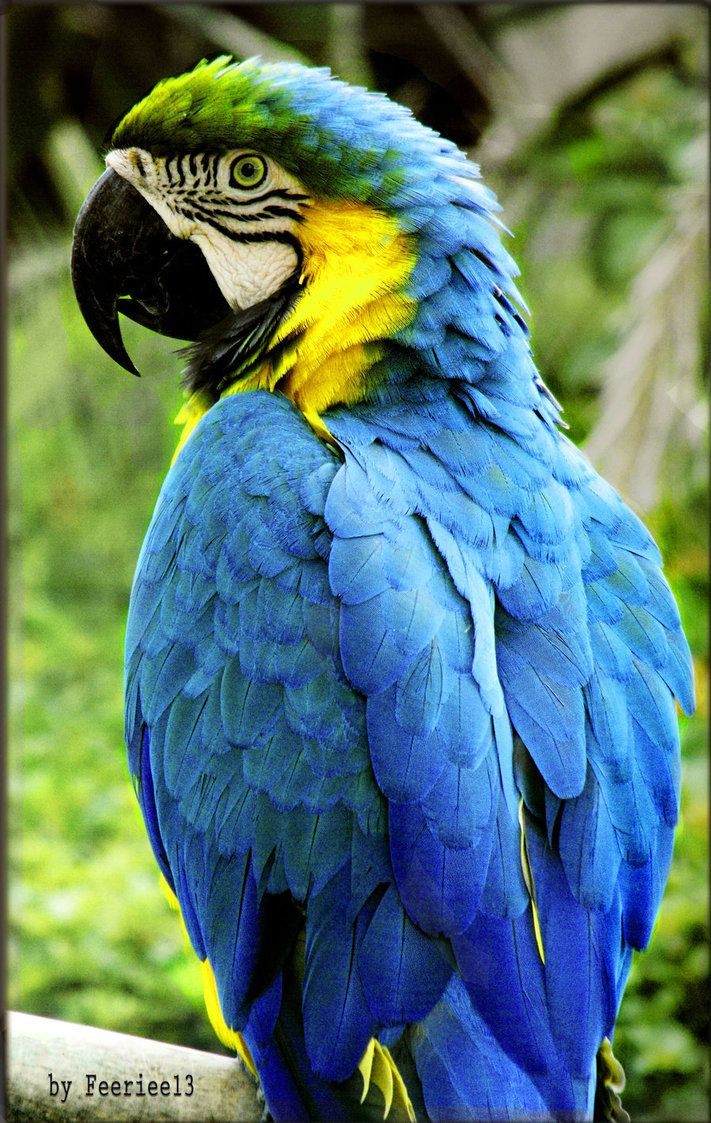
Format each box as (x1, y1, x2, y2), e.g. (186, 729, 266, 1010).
(8, 5, 708, 1120)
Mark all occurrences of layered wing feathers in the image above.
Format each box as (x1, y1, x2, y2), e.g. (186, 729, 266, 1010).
(325, 362, 692, 1098)
(125, 392, 454, 1085)
(126, 358, 692, 1110)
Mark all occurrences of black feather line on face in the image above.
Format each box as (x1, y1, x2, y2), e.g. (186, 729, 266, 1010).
(179, 275, 302, 400)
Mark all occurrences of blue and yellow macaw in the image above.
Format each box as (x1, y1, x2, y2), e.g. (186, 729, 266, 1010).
(71, 57, 694, 1121)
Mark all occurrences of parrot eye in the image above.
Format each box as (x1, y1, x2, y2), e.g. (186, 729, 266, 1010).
(229, 154, 268, 190)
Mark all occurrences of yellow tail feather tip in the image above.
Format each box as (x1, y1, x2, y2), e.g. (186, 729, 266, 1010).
(518, 799, 546, 964)
(358, 1038, 376, 1104)
(200, 958, 257, 1077)
(357, 1039, 415, 1121)
(157, 876, 257, 1078)
(158, 874, 180, 912)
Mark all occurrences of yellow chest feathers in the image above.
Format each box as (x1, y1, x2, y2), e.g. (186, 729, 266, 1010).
(174, 200, 417, 455)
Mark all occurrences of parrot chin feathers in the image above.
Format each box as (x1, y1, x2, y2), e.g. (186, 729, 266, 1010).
(71, 169, 231, 376)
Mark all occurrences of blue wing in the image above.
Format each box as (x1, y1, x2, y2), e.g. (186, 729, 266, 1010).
(126, 361, 692, 1119)
(324, 342, 693, 1116)
(125, 390, 453, 1117)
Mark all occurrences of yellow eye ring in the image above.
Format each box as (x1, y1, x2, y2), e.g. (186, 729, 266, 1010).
(229, 154, 267, 190)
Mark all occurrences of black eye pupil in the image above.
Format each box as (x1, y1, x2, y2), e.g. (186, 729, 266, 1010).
(241, 161, 255, 179)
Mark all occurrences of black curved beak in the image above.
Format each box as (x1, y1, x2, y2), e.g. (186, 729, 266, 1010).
(71, 169, 231, 376)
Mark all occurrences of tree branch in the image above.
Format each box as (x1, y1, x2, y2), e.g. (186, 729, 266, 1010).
(165, 6, 310, 66)
(475, 4, 704, 166)
(6, 1011, 261, 1122)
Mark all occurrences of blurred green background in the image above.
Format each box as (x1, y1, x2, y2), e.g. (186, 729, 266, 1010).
(7, 5, 708, 1119)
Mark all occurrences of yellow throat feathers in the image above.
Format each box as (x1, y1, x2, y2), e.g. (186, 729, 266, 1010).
(174, 200, 417, 457)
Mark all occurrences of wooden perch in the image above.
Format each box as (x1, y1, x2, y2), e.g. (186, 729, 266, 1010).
(6, 1011, 262, 1122)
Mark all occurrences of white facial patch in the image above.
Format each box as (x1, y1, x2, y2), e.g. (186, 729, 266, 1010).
(192, 229, 299, 310)
(105, 146, 309, 311)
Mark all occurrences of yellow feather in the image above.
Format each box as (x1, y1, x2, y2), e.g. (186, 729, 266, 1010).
(281, 200, 416, 339)
(159, 873, 180, 912)
(598, 1036, 626, 1095)
(518, 799, 546, 964)
(156, 874, 257, 1077)
(172, 390, 212, 463)
(358, 1037, 376, 1104)
(200, 958, 258, 1077)
(271, 200, 417, 422)
(381, 1046, 415, 1122)
(372, 1042, 394, 1116)
(285, 341, 385, 418)
(357, 1038, 416, 1121)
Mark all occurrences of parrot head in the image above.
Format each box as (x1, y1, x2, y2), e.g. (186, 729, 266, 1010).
(72, 55, 518, 423)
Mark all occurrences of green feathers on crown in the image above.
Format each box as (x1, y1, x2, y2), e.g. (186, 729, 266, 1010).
(112, 57, 288, 155)
(110, 56, 455, 204)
